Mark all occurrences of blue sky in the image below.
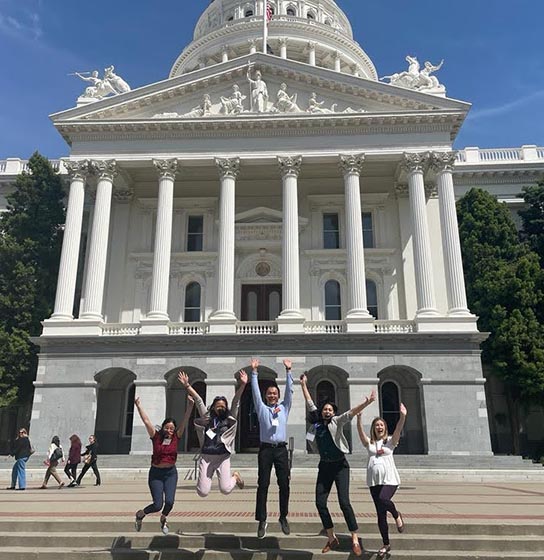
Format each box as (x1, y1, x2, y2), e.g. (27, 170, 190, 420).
(1, 0, 543, 159)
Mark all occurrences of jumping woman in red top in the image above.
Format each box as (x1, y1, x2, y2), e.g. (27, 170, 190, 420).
(134, 395, 194, 535)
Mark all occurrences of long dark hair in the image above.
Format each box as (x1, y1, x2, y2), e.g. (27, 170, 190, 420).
(209, 396, 230, 419)
(160, 418, 177, 440)
(51, 435, 60, 447)
(307, 400, 339, 424)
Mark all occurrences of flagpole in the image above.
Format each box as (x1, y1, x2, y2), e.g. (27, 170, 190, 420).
(263, 0, 267, 54)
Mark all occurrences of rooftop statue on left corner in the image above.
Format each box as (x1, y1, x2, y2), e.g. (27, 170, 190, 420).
(381, 55, 445, 95)
(73, 65, 131, 101)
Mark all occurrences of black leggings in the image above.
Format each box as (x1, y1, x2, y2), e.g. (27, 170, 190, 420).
(369, 484, 399, 545)
(315, 458, 358, 532)
(76, 461, 101, 485)
(64, 463, 77, 481)
(143, 465, 178, 517)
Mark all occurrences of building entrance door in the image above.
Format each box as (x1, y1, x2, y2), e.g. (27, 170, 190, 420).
(241, 284, 282, 321)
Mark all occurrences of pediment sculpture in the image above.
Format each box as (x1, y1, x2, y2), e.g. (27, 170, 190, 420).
(381, 55, 445, 94)
(73, 65, 131, 101)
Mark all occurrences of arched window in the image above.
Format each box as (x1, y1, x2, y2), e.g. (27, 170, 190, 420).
(325, 280, 341, 320)
(307, 11, 316, 20)
(184, 282, 201, 322)
(316, 380, 336, 406)
(286, 6, 296, 16)
(380, 381, 400, 435)
(366, 279, 378, 319)
(324, 18, 332, 26)
(245, 8, 254, 17)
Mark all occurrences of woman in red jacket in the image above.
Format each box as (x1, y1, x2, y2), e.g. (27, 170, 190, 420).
(65, 435, 82, 487)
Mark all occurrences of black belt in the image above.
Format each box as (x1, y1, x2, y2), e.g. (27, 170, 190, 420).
(260, 442, 287, 449)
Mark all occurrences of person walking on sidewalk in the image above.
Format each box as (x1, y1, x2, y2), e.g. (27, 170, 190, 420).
(251, 358, 293, 539)
(178, 369, 246, 498)
(356, 393, 407, 558)
(65, 434, 82, 487)
(41, 436, 65, 489)
(76, 435, 101, 487)
(7, 428, 33, 491)
(300, 373, 373, 557)
(134, 394, 194, 535)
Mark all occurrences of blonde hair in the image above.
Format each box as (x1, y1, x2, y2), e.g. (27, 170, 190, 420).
(370, 417, 389, 444)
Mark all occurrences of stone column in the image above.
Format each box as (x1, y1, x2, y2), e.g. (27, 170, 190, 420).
(208, 158, 239, 333)
(401, 153, 439, 320)
(131, 380, 167, 454)
(339, 154, 374, 332)
(141, 159, 178, 334)
(334, 51, 341, 72)
(277, 156, 305, 332)
(79, 160, 116, 324)
(431, 152, 472, 316)
(50, 160, 89, 321)
(308, 42, 316, 66)
(221, 46, 229, 63)
(279, 38, 287, 59)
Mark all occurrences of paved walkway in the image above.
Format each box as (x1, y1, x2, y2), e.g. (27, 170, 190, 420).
(1, 471, 543, 525)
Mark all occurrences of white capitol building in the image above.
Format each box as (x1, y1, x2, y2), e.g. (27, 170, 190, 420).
(1, 0, 542, 456)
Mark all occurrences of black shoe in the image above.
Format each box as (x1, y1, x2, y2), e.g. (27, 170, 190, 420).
(135, 510, 145, 532)
(279, 517, 290, 535)
(257, 521, 268, 539)
(5, 487, 15, 490)
(16, 488, 26, 491)
(68, 481, 76, 488)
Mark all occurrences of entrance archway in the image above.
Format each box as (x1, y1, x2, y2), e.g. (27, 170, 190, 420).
(377, 366, 426, 454)
(94, 368, 136, 454)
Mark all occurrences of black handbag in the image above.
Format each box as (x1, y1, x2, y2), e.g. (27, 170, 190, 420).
(50, 447, 63, 462)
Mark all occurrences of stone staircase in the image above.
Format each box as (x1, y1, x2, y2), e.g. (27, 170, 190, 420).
(0, 519, 542, 559)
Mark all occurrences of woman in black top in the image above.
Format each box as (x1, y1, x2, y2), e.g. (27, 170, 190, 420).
(76, 435, 101, 486)
(7, 428, 32, 490)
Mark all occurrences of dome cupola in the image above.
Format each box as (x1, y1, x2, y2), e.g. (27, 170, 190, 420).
(170, 0, 377, 80)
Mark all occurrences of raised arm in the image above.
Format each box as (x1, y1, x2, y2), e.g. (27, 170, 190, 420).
(250, 358, 266, 417)
(135, 397, 156, 438)
(299, 373, 314, 406)
(231, 370, 248, 418)
(176, 395, 195, 438)
(349, 388, 376, 417)
(390, 403, 407, 447)
(282, 359, 294, 411)
(178, 370, 207, 417)
(356, 413, 370, 447)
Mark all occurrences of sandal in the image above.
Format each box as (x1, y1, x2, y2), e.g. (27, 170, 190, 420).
(233, 471, 244, 490)
(378, 544, 391, 557)
(352, 540, 363, 557)
(396, 511, 405, 533)
(321, 536, 339, 553)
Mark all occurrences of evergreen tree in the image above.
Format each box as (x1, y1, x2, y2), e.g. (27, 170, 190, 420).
(0, 153, 65, 405)
(457, 188, 544, 405)
(519, 181, 544, 267)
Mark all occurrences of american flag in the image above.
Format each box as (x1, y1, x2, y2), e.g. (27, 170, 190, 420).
(266, 1, 273, 24)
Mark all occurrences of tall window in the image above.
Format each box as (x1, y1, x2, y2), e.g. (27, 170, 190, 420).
(187, 215, 204, 252)
(325, 280, 341, 320)
(245, 8, 254, 17)
(381, 381, 400, 435)
(366, 279, 378, 319)
(184, 282, 201, 322)
(323, 213, 340, 249)
(286, 6, 296, 16)
(124, 384, 136, 437)
(307, 11, 315, 20)
(316, 380, 336, 406)
(362, 211, 375, 248)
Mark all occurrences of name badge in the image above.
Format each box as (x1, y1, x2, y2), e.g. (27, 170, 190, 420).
(306, 432, 315, 442)
(271, 418, 279, 427)
(162, 438, 172, 446)
(206, 429, 216, 440)
(273, 407, 281, 415)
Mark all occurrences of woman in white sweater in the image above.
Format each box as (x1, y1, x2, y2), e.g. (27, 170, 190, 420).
(357, 392, 406, 557)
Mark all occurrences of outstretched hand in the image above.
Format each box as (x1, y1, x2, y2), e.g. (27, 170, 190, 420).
(178, 371, 190, 388)
(366, 389, 377, 404)
(400, 403, 407, 417)
(250, 358, 260, 371)
(299, 373, 307, 385)
(283, 359, 292, 370)
(238, 370, 248, 385)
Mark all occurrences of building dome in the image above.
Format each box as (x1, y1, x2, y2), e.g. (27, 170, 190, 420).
(169, 0, 377, 80)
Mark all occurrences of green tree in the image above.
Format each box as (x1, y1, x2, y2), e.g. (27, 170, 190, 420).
(519, 181, 544, 267)
(457, 188, 544, 406)
(0, 153, 65, 405)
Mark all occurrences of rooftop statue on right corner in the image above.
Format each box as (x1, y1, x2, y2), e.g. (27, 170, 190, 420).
(381, 56, 445, 95)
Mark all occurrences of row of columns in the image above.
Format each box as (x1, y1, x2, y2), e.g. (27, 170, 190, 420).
(49, 151, 471, 334)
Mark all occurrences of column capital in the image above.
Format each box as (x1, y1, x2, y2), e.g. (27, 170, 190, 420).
(90, 159, 117, 181)
(401, 152, 430, 174)
(215, 157, 240, 179)
(339, 154, 365, 175)
(153, 158, 179, 180)
(430, 151, 458, 173)
(113, 187, 134, 203)
(307, 41, 316, 50)
(279, 37, 287, 46)
(64, 160, 90, 181)
(278, 155, 302, 178)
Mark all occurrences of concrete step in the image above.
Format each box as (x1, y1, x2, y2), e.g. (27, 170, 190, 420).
(0, 532, 543, 552)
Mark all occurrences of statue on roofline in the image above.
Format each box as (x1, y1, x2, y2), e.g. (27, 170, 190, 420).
(72, 66, 131, 101)
(381, 55, 445, 94)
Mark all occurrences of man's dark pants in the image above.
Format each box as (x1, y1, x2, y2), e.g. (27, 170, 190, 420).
(255, 444, 290, 521)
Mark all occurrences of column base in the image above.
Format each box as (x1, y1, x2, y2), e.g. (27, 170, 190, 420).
(415, 315, 479, 333)
(41, 319, 78, 336)
(65, 319, 104, 336)
(345, 314, 375, 333)
(140, 318, 170, 335)
(208, 312, 237, 334)
(276, 313, 305, 334)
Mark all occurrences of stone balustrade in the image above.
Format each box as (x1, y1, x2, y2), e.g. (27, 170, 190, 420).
(0, 158, 65, 176)
(455, 145, 544, 164)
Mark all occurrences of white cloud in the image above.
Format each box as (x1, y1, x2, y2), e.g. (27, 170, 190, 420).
(468, 90, 544, 121)
(0, 1, 43, 41)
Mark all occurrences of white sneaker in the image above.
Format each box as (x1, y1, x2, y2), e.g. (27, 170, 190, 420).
(161, 517, 169, 535)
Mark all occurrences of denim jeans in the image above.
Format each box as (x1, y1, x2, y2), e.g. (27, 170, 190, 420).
(11, 457, 29, 489)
